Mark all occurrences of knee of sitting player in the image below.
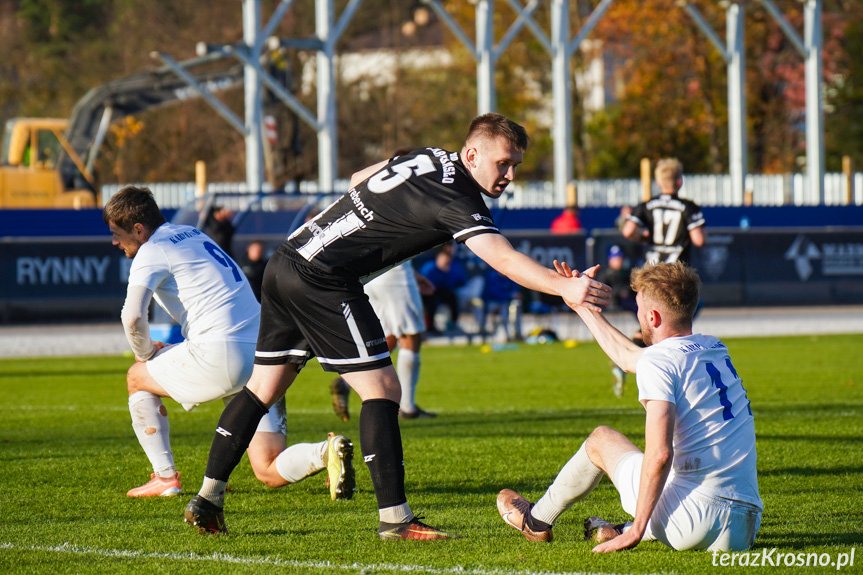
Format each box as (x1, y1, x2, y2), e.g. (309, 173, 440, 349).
(251, 464, 289, 488)
(247, 434, 290, 488)
(585, 426, 618, 457)
(126, 362, 151, 394)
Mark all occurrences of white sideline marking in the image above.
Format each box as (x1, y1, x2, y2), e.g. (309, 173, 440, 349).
(0, 542, 609, 575)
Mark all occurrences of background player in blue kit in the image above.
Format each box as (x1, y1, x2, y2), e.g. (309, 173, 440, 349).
(183, 114, 612, 540)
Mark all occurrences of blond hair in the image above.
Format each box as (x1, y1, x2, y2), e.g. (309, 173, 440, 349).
(630, 262, 700, 326)
(654, 158, 683, 191)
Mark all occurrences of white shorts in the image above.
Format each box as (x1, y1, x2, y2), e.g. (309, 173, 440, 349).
(365, 264, 425, 338)
(612, 451, 761, 552)
(146, 339, 285, 434)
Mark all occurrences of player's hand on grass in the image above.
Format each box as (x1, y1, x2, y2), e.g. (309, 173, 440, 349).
(591, 529, 642, 553)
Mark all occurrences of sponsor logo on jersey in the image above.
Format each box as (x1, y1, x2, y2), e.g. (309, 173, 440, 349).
(349, 189, 375, 222)
(471, 213, 494, 224)
(366, 337, 387, 348)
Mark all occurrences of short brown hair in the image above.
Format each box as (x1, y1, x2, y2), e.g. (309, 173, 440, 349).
(630, 262, 700, 325)
(654, 158, 683, 190)
(102, 186, 166, 232)
(465, 113, 529, 152)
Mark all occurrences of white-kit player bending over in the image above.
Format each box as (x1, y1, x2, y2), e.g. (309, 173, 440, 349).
(104, 186, 353, 505)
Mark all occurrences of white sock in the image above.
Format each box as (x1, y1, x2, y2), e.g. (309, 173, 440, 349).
(531, 443, 604, 526)
(199, 477, 227, 507)
(379, 502, 413, 524)
(275, 440, 327, 483)
(396, 349, 420, 412)
(128, 390, 175, 477)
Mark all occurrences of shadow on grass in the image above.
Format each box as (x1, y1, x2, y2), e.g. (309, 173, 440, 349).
(0, 367, 127, 380)
(759, 465, 863, 476)
(752, 403, 863, 415)
(753, 531, 862, 549)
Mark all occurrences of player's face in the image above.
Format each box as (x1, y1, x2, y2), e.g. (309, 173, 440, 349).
(465, 136, 523, 198)
(109, 221, 145, 259)
(636, 292, 655, 346)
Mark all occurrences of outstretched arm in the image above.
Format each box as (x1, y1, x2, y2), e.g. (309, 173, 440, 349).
(465, 233, 611, 312)
(575, 308, 644, 373)
(593, 399, 675, 552)
(554, 260, 643, 372)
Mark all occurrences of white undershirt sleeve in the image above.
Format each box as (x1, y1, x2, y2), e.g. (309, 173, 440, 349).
(121, 284, 157, 361)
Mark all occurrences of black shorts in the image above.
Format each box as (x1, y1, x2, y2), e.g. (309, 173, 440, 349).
(255, 245, 392, 374)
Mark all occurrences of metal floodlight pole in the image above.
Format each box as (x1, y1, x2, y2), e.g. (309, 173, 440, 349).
(316, 0, 337, 193)
(726, 3, 747, 206)
(314, 0, 363, 192)
(152, 52, 247, 135)
(550, 0, 614, 205)
(805, 0, 824, 204)
(682, 2, 747, 205)
(551, 0, 572, 206)
(477, 0, 495, 114)
(424, 0, 546, 115)
(759, 0, 824, 203)
(243, 0, 265, 193)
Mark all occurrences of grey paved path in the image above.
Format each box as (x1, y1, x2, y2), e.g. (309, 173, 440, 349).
(0, 305, 860, 359)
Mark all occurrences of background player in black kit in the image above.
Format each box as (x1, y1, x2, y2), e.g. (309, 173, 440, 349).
(183, 113, 612, 540)
(622, 158, 706, 265)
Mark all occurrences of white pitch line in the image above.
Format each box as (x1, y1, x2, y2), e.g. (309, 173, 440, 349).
(0, 542, 622, 575)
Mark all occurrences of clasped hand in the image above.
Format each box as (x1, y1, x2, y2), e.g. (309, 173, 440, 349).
(554, 260, 611, 312)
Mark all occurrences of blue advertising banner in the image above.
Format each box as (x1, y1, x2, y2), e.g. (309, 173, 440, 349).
(693, 228, 863, 305)
(1, 227, 861, 323)
(0, 237, 129, 321)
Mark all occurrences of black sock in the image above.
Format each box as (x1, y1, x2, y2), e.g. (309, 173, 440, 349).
(359, 399, 406, 509)
(526, 512, 553, 533)
(204, 386, 268, 481)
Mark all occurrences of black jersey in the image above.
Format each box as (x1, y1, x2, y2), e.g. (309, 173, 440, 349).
(628, 193, 705, 264)
(286, 147, 499, 281)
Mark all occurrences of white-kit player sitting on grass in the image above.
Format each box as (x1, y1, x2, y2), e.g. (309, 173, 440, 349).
(497, 262, 762, 553)
(104, 186, 354, 505)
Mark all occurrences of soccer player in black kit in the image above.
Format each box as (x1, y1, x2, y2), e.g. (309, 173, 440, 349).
(183, 113, 612, 540)
(622, 158, 706, 265)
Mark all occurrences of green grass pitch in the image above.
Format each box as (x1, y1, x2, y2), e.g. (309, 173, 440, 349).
(1, 334, 861, 574)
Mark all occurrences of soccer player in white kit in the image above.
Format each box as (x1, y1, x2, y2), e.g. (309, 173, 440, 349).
(104, 186, 354, 508)
(497, 262, 762, 552)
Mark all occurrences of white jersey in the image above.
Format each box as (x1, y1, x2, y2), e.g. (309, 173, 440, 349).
(365, 260, 415, 288)
(636, 334, 762, 509)
(364, 261, 425, 337)
(128, 222, 260, 343)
